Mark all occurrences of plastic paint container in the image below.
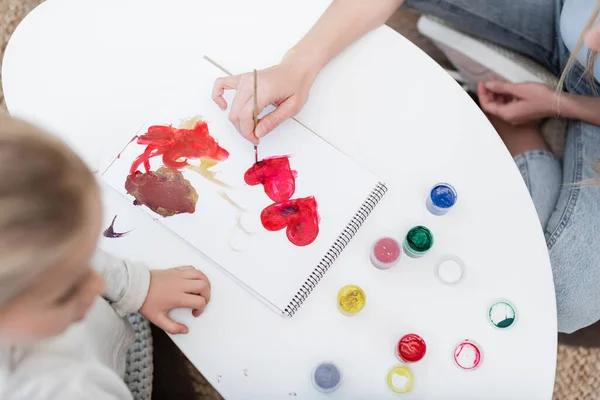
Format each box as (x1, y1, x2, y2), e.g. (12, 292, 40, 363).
(453, 340, 482, 371)
(426, 183, 457, 216)
(387, 366, 414, 394)
(370, 237, 401, 270)
(488, 300, 517, 329)
(435, 256, 465, 285)
(312, 362, 342, 393)
(396, 333, 427, 363)
(337, 285, 366, 316)
(403, 226, 434, 258)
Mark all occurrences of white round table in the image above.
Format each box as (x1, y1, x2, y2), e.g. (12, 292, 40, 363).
(2, 0, 557, 398)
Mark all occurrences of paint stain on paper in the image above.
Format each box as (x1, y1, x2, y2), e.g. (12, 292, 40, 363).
(244, 156, 297, 202)
(243, 369, 249, 377)
(125, 167, 198, 217)
(129, 121, 229, 174)
(235, 214, 255, 235)
(261, 196, 320, 246)
(218, 191, 246, 212)
(103, 215, 130, 238)
(179, 115, 204, 130)
(188, 158, 233, 188)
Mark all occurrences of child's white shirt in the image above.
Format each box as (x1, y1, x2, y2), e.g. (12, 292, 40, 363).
(0, 249, 151, 400)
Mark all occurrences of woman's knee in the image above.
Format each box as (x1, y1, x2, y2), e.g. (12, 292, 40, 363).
(550, 233, 600, 333)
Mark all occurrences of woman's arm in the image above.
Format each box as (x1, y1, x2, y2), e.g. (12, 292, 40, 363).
(560, 93, 600, 126)
(286, 0, 407, 79)
(213, 0, 405, 141)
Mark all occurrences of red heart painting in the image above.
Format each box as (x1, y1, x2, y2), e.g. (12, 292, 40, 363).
(260, 196, 320, 247)
(244, 156, 297, 202)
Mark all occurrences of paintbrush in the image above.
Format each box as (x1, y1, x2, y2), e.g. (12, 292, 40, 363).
(253, 69, 259, 164)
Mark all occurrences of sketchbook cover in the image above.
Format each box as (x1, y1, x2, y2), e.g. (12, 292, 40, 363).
(101, 57, 385, 315)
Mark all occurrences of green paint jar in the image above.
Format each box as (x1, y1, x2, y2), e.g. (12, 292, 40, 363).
(403, 226, 434, 258)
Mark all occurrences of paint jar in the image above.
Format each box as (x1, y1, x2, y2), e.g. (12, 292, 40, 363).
(312, 362, 342, 393)
(426, 183, 457, 216)
(387, 366, 414, 394)
(370, 237, 401, 270)
(403, 226, 434, 258)
(453, 340, 482, 371)
(435, 256, 465, 285)
(396, 333, 427, 363)
(337, 284, 366, 316)
(488, 300, 517, 329)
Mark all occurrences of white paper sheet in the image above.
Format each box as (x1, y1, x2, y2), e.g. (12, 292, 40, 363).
(101, 57, 384, 314)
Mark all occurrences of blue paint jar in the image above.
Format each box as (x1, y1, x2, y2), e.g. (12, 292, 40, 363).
(312, 362, 342, 393)
(426, 183, 457, 216)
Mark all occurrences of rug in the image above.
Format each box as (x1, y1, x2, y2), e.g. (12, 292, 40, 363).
(1, 1, 598, 398)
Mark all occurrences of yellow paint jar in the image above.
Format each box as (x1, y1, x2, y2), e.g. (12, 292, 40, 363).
(387, 366, 414, 394)
(337, 285, 366, 316)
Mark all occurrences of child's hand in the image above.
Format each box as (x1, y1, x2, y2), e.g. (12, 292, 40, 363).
(139, 266, 211, 334)
(477, 80, 556, 125)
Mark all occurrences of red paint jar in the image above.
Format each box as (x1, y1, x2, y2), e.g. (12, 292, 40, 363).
(396, 334, 427, 363)
(370, 237, 401, 270)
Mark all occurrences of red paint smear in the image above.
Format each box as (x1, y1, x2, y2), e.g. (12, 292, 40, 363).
(129, 122, 229, 174)
(261, 196, 319, 246)
(118, 135, 138, 159)
(373, 238, 401, 263)
(125, 167, 198, 217)
(244, 156, 297, 202)
(397, 334, 427, 363)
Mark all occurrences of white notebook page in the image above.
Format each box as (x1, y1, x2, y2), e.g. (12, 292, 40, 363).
(101, 58, 383, 314)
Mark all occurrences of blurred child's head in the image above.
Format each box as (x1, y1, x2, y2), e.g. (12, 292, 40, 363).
(0, 115, 105, 344)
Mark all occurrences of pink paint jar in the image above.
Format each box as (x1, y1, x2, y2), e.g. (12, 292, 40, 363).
(370, 237, 401, 270)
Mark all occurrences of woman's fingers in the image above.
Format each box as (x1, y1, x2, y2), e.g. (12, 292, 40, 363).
(255, 97, 301, 138)
(238, 99, 260, 143)
(484, 80, 519, 96)
(212, 75, 241, 110)
(477, 81, 493, 106)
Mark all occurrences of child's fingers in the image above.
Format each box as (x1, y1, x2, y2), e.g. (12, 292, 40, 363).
(175, 265, 195, 272)
(192, 309, 203, 318)
(185, 279, 211, 303)
(179, 267, 211, 286)
(179, 294, 208, 313)
(155, 313, 189, 335)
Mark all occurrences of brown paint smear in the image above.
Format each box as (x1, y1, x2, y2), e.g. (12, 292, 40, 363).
(126, 167, 198, 217)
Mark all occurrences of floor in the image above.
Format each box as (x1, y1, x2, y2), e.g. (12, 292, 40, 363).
(2, 1, 600, 399)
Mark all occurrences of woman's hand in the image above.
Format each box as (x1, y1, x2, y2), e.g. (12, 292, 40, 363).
(477, 80, 556, 125)
(212, 56, 316, 144)
(139, 266, 211, 335)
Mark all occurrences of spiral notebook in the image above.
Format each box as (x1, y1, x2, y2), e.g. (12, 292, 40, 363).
(100, 57, 387, 317)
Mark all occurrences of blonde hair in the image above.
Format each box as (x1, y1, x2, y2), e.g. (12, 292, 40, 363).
(557, 1, 600, 92)
(0, 114, 96, 308)
(556, 2, 600, 184)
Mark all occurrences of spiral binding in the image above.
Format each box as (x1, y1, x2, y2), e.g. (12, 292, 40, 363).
(284, 182, 388, 317)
